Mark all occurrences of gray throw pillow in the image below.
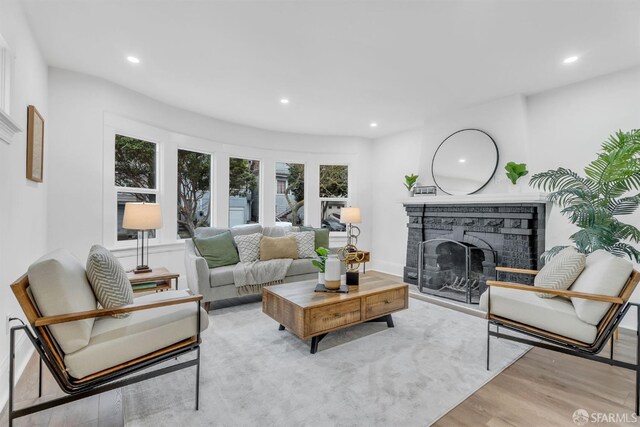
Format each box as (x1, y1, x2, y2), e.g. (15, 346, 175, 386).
(86, 245, 134, 318)
(534, 247, 585, 298)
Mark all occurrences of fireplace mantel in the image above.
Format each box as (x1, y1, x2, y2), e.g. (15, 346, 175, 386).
(400, 192, 548, 205)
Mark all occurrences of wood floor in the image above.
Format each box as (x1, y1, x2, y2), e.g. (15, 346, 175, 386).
(2, 272, 638, 426)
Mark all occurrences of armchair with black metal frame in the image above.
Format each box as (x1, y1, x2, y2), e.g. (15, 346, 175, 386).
(485, 266, 640, 415)
(8, 273, 206, 427)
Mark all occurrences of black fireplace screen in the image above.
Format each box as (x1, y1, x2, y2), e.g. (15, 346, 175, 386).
(417, 238, 496, 304)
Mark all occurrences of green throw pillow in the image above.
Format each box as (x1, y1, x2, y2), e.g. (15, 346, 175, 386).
(300, 226, 330, 250)
(193, 231, 240, 269)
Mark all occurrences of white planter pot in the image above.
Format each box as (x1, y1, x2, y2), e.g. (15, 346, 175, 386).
(507, 179, 529, 193)
(318, 272, 325, 285)
(407, 189, 414, 197)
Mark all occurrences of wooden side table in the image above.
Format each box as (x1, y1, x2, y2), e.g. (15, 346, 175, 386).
(127, 267, 179, 293)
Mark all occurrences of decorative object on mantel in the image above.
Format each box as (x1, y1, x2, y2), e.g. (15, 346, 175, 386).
(504, 161, 528, 184)
(123, 202, 163, 273)
(26, 105, 44, 182)
(530, 129, 640, 263)
(340, 206, 361, 245)
(431, 129, 499, 195)
(404, 173, 419, 197)
(414, 185, 437, 196)
(311, 246, 328, 285)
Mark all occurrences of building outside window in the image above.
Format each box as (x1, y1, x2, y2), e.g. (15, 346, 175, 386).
(275, 162, 304, 226)
(177, 149, 212, 238)
(229, 157, 260, 227)
(319, 164, 348, 232)
(114, 134, 158, 241)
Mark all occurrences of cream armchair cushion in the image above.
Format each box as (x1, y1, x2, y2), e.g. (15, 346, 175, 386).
(480, 286, 597, 343)
(570, 250, 633, 325)
(64, 290, 209, 379)
(27, 249, 98, 354)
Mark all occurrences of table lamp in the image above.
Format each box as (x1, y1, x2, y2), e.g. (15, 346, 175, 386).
(340, 207, 361, 246)
(123, 202, 162, 274)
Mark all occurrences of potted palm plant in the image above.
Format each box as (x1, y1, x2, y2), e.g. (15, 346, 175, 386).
(530, 129, 640, 263)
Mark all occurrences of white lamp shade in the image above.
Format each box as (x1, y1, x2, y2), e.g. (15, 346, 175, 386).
(340, 207, 361, 224)
(123, 202, 162, 230)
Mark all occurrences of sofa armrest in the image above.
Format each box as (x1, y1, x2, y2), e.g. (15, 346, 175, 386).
(486, 280, 623, 304)
(35, 293, 203, 326)
(184, 239, 211, 295)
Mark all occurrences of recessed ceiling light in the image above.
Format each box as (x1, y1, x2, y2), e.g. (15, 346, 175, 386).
(459, 158, 466, 163)
(280, 98, 289, 104)
(127, 56, 140, 64)
(370, 122, 378, 128)
(563, 56, 579, 64)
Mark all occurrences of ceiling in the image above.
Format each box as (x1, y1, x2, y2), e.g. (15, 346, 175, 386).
(20, 0, 640, 138)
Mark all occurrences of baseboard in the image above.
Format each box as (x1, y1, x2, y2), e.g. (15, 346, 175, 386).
(0, 331, 35, 415)
(368, 260, 404, 277)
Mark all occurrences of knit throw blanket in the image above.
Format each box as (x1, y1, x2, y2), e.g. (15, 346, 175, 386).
(233, 258, 293, 295)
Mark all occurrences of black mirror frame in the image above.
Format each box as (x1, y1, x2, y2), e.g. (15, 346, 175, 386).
(431, 128, 499, 196)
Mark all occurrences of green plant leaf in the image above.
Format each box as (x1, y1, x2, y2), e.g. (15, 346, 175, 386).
(504, 162, 528, 184)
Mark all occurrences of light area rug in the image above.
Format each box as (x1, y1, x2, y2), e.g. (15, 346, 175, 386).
(123, 298, 529, 426)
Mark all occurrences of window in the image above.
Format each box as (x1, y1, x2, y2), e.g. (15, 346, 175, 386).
(319, 164, 348, 231)
(177, 149, 212, 238)
(114, 134, 158, 241)
(229, 157, 260, 227)
(275, 162, 304, 226)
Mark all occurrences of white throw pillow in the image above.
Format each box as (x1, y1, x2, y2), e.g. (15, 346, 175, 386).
(234, 233, 262, 263)
(86, 245, 135, 318)
(287, 231, 316, 259)
(534, 247, 585, 298)
(28, 249, 98, 354)
(570, 250, 633, 325)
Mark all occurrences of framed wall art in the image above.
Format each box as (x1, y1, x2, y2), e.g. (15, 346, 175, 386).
(26, 105, 44, 182)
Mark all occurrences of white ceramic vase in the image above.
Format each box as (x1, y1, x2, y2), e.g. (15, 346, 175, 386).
(318, 272, 325, 285)
(407, 189, 414, 198)
(324, 254, 341, 290)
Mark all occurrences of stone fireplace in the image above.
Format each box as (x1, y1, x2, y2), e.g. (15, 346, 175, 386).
(404, 194, 547, 302)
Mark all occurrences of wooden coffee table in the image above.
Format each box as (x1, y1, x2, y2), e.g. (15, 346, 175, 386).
(262, 275, 408, 353)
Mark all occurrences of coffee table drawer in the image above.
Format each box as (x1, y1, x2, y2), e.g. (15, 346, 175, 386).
(307, 300, 361, 335)
(365, 287, 406, 319)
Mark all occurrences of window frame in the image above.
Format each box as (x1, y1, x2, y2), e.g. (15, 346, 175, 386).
(113, 132, 161, 247)
(318, 162, 350, 235)
(228, 155, 263, 227)
(176, 146, 214, 241)
(274, 160, 306, 227)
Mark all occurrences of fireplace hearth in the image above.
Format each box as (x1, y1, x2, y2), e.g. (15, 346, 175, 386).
(404, 195, 547, 303)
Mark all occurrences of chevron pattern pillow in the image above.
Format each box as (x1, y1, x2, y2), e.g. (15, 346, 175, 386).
(234, 233, 262, 263)
(287, 231, 316, 258)
(534, 247, 585, 298)
(86, 245, 134, 318)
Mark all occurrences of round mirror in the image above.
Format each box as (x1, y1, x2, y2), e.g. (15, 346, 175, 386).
(431, 129, 499, 195)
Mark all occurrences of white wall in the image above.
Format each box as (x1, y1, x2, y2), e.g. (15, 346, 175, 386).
(370, 66, 640, 325)
(0, 0, 49, 411)
(47, 68, 372, 279)
(370, 95, 529, 275)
